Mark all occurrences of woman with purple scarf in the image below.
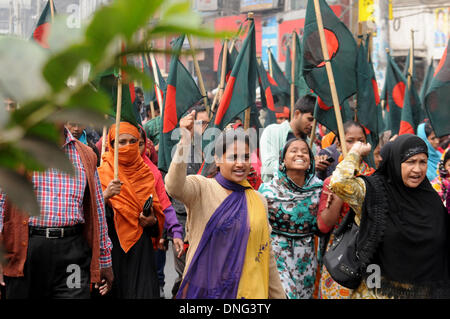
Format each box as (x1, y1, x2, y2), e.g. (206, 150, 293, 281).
(164, 111, 285, 299)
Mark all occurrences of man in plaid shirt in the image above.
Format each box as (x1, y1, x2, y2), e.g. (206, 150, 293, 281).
(0, 128, 113, 299)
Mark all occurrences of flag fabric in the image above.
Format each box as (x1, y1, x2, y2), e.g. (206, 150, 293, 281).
(420, 59, 435, 103)
(313, 96, 353, 135)
(424, 39, 450, 137)
(380, 52, 407, 136)
(216, 41, 237, 86)
(31, 0, 56, 49)
(141, 53, 166, 107)
(399, 77, 423, 135)
(256, 58, 277, 126)
(268, 48, 290, 95)
(213, 18, 257, 131)
(95, 51, 142, 129)
(158, 35, 203, 172)
(286, 32, 311, 100)
(356, 38, 380, 144)
(403, 51, 416, 80)
(302, 0, 358, 107)
(267, 48, 290, 108)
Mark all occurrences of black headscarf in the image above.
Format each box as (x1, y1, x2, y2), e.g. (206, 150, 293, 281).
(358, 134, 450, 298)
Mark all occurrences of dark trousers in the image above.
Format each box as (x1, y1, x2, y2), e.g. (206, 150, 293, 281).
(4, 232, 92, 299)
(156, 249, 166, 289)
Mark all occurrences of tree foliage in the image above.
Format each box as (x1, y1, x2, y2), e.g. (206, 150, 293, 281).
(0, 0, 226, 220)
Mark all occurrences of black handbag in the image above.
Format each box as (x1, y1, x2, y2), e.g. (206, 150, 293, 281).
(323, 209, 362, 289)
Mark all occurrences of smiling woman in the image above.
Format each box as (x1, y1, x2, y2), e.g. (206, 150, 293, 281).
(164, 111, 285, 299)
(258, 138, 323, 299)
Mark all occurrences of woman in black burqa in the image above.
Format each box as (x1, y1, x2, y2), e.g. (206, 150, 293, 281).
(329, 134, 450, 298)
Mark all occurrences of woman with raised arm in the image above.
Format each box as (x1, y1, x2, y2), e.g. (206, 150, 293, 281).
(164, 111, 285, 299)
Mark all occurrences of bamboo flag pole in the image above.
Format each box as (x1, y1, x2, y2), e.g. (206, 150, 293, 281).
(114, 68, 123, 180)
(313, 0, 347, 156)
(244, 12, 254, 130)
(149, 53, 164, 113)
(407, 30, 414, 89)
(210, 39, 229, 119)
(290, 31, 296, 120)
(142, 53, 156, 119)
(188, 35, 210, 115)
(309, 119, 317, 148)
(268, 47, 274, 77)
(100, 114, 108, 166)
(49, 0, 55, 22)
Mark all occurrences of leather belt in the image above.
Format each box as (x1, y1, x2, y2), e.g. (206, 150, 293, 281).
(29, 225, 83, 239)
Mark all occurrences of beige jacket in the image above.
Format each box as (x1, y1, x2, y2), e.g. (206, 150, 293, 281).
(165, 140, 286, 299)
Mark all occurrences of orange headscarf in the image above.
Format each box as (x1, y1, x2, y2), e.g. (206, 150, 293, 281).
(97, 122, 164, 253)
(321, 131, 336, 149)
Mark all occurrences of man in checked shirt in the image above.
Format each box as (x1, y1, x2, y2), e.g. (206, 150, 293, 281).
(0, 126, 114, 299)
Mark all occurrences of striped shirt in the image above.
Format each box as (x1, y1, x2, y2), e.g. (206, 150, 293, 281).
(0, 130, 112, 268)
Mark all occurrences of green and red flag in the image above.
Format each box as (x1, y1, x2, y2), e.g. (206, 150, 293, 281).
(257, 58, 277, 126)
(141, 53, 166, 107)
(213, 18, 257, 131)
(94, 48, 142, 129)
(355, 38, 381, 148)
(313, 96, 353, 135)
(216, 40, 238, 86)
(31, 0, 56, 49)
(424, 39, 450, 137)
(420, 59, 435, 103)
(268, 47, 290, 95)
(302, 0, 357, 107)
(380, 52, 407, 135)
(286, 32, 311, 100)
(158, 35, 203, 172)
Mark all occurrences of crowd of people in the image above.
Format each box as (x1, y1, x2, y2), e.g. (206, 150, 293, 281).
(0, 90, 449, 299)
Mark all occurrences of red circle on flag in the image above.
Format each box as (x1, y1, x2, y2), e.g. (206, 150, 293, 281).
(372, 78, 380, 105)
(304, 29, 339, 68)
(318, 97, 333, 111)
(317, 29, 339, 68)
(392, 82, 406, 108)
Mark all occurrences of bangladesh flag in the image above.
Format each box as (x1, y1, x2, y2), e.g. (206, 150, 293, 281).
(302, 0, 357, 107)
(356, 38, 380, 147)
(286, 32, 311, 100)
(256, 58, 277, 126)
(141, 53, 166, 107)
(31, 0, 56, 49)
(268, 47, 290, 95)
(399, 78, 422, 135)
(420, 59, 435, 103)
(94, 48, 142, 129)
(158, 35, 203, 172)
(381, 52, 407, 135)
(216, 41, 238, 86)
(403, 51, 416, 80)
(267, 48, 290, 108)
(424, 39, 450, 137)
(213, 18, 257, 130)
(313, 96, 353, 135)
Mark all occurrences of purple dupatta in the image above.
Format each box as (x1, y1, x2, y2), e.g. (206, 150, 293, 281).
(176, 172, 251, 299)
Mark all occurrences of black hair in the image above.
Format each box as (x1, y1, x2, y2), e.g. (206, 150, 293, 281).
(135, 87, 144, 95)
(336, 120, 367, 142)
(214, 128, 253, 158)
(444, 149, 450, 166)
(424, 122, 434, 138)
(293, 94, 316, 115)
(206, 128, 254, 178)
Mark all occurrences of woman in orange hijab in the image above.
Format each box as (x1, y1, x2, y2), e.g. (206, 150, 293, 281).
(98, 122, 165, 299)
